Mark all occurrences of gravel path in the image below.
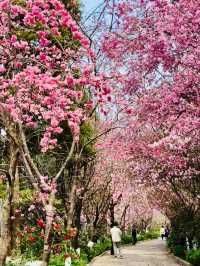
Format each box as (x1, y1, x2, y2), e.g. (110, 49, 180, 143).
(89, 239, 181, 266)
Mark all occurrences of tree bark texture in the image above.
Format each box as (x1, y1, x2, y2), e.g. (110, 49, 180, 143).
(0, 139, 19, 266)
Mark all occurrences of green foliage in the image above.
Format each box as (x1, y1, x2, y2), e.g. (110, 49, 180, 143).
(80, 122, 96, 156)
(0, 181, 6, 199)
(5, 258, 25, 266)
(19, 189, 35, 204)
(19, 225, 44, 258)
(49, 254, 88, 266)
(61, 0, 81, 21)
(49, 254, 65, 266)
(6, 231, 160, 266)
(11, 0, 26, 6)
(15, 30, 37, 41)
(172, 245, 185, 258)
(48, 238, 112, 266)
(121, 234, 132, 244)
(51, 28, 81, 50)
(167, 236, 174, 252)
(186, 249, 200, 266)
(82, 238, 112, 262)
(121, 229, 159, 244)
(167, 228, 187, 259)
(139, 230, 160, 241)
(72, 258, 88, 266)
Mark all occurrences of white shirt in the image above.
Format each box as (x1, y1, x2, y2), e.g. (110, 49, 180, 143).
(160, 227, 165, 235)
(111, 226, 122, 242)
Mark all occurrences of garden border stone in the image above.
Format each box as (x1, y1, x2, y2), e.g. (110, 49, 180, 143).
(172, 256, 192, 266)
(167, 248, 192, 266)
(167, 246, 192, 266)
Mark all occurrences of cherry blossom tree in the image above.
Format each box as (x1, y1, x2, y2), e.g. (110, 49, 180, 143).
(93, 130, 154, 232)
(97, 0, 200, 243)
(0, 0, 112, 264)
(0, 0, 199, 263)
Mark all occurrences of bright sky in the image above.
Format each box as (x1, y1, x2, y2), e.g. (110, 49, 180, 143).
(81, 0, 102, 15)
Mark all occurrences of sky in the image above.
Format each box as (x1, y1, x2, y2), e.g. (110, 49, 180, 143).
(81, 0, 102, 16)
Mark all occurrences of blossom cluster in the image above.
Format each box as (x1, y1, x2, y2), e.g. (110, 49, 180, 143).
(0, 0, 111, 151)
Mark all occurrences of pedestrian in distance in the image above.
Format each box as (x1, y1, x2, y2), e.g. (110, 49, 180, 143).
(160, 225, 165, 240)
(110, 222, 123, 259)
(110, 222, 114, 255)
(164, 225, 170, 239)
(131, 224, 137, 245)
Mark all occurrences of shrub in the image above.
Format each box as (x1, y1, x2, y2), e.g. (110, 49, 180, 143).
(49, 255, 65, 266)
(167, 235, 174, 251)
(144, 230, 160, 240)
(186, 249, 200, 266)
(8, 230, 160, 266)
(82, 238, 112, 262)
(121, 234, 132, 244)
(121, 230, 159, 245)
(172, 245, 185, 258)
(137, 230, 160, 242)
(72, 258, 88, 266)
(167, 228, 187, 259)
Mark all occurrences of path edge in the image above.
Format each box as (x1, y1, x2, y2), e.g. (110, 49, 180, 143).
(167, 246, 192, 266)
(172, 255, 192, 266)
(87, 250, 109, 266)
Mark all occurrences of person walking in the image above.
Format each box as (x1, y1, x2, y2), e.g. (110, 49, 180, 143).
(164, 225, 170, 239)
(131, 224, 137, 245)
(160, 225, 165, 240)
(110, 222, 123, 258)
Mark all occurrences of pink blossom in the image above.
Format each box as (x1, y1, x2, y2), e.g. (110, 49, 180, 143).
(39, 38, 50, 47)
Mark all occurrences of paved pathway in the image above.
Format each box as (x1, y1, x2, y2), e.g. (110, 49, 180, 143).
(90, 239, 181, 266)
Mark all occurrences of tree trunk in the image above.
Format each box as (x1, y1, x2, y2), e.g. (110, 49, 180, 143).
(0, 198, 12, 266)
(109, 199, 115, 256)
(109, 199, 115, 226)
(67, 177, 77, 229)
(42, 194, 55, 266)
(120, 205, 129, 232)
(73, 197, 83, 249)
(11, 165, 20, 251)
(93, 205, 100, 234)
(0, 139, 18, 266)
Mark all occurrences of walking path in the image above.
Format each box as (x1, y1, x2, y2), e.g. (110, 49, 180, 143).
(90, 239, 181, 266)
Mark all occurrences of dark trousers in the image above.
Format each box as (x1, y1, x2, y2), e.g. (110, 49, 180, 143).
(132, 235, 137, 245)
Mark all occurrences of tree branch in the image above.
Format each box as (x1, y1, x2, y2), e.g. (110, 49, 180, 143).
(55, 139, 76, 181)
(19, 124, 42, 180)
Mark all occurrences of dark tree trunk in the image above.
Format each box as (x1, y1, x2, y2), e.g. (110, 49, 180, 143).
(109, 199, 115, 256)
(109, 199, 115, 226)
(73, 197, 83, 249)
(93, 205, 100, 230)
(67, 177, 77, 230)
